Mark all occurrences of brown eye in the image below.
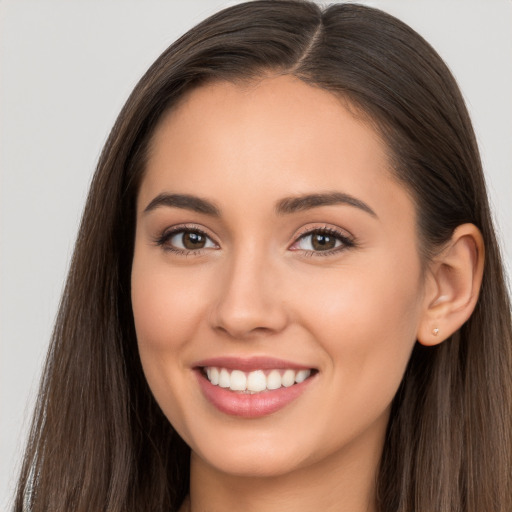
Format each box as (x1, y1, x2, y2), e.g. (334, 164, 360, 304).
(182, 231, 206, 249)
(166, 229, 217, 252)
(311, 232, 337, 251)
(291, 228, 354, 254)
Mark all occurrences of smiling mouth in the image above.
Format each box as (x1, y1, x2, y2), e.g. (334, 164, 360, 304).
(200, 367, 316, 394)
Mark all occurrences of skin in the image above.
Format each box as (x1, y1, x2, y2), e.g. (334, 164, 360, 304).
(131, 75, 455, 512)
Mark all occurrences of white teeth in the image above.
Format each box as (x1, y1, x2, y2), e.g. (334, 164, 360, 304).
(266, 369, 282, 390)
(295, 369, 310, 383)
(247, 370, 267, 392)
(281, 369, 295, 387)
(230, 370, 247, 391)
(209, 367, 219, 385)
(218, 368, 230, 388)
(204, 367, 312, 393)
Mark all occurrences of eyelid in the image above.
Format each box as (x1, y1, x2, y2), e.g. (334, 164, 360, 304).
(289, 225, 356, 255)
(153, 223, 220, 253)
(292, 223, 354, 240)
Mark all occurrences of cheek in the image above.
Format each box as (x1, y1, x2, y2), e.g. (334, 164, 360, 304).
(315, 274, 421, 345)
(297, 254, 423, 407)
(130, 248, 207, 419)
(131, 256, 218, 445)
(131, 256, 205, 354)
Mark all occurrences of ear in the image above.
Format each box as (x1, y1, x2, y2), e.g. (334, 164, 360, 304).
(417, 223, 485, 346)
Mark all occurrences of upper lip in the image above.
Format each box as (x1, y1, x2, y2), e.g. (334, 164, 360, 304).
(193, 356, 315, 372)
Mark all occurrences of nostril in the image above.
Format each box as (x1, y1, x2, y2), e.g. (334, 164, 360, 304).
(210, 300, 289, 339)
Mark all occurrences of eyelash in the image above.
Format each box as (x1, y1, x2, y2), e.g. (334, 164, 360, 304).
(154, 225, 355, 257)
(153, 225, 216, 256)
(291, 227, 355, 257)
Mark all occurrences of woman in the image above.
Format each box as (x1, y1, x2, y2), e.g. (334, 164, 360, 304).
(13, 1, 512, 511)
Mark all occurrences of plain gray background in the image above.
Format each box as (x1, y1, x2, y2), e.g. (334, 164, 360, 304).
(1, 1, 511, 508)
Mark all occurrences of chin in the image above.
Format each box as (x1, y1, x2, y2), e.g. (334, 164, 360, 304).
(181, 421, 308, 478)
(194, 445, 309, 479)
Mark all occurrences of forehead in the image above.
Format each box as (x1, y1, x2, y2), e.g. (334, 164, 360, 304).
(139, 75, 414, 231)
(149, 76, 384, 165)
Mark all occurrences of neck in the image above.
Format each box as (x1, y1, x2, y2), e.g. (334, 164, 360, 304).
(187, 420, 385, 512)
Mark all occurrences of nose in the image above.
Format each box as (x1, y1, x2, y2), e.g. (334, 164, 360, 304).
(210, 249, 288, 339)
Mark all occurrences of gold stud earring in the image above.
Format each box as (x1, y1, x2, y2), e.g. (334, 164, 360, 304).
(432, 328, 439, 336)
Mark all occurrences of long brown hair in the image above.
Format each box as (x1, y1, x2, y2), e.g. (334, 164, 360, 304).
(14, 2, 512, 511)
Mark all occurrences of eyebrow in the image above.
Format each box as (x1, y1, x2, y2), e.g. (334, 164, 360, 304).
(143, 193, 220, 216)
(275, 192, 377, 217)
(143, 191, 376, 218)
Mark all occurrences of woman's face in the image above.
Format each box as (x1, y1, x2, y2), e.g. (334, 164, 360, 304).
(131, 75, 427, 478)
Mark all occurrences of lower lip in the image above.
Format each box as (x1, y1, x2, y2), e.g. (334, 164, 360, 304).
(195, 370, 316, 418)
